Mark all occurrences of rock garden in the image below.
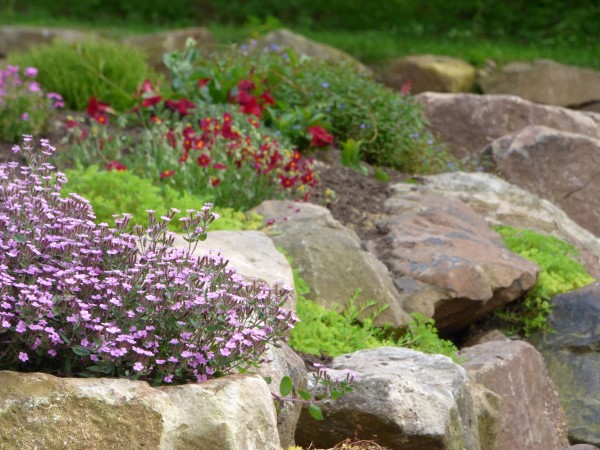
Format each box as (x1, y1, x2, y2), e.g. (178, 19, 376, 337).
(1, 2, 600, 449)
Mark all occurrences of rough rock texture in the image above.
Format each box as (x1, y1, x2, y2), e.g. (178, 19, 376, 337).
(485, 125, 600, 237)
(562, 446, 600, 450)
(381, 54, 476, 94)
(470, 383, 501, 450)
(391, 172, 600, 279)
(365, 193, 539, 334)
(248, 29, 372, 75)
(528, 283, 600, 445)
(0, 26, 96, 57)
(122, 27, 217, 71)
(253, 201, 411, 329)
(460, 340, 569, 450)
(295, 347, 482, 450)
(479, 59, 600, 107)
(172, 230, 296, 310)
(0, 371, 280, 450)
(414, 92, 600, 159)
(256, 343, 307, 448)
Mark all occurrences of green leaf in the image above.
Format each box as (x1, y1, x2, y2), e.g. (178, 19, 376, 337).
(72, 346, 90, 356)
(263, 375, 272, 385)
(331, 390, 342, 400)
(298, 389, 312, 401)
(308, 404, 324, 420)
(13, 233, 27, 243)
(279, 375, 293, 397)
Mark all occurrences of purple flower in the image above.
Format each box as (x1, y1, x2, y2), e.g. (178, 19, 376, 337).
(24, 67, 38, 78)
(18, 352, 28, 362)
(133, 362, 144, 372)
(28, 82, 41, 93)
(21, 112, 29, 121)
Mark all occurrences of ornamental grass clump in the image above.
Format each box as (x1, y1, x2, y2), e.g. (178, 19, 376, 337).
(0, 137, 297, 385)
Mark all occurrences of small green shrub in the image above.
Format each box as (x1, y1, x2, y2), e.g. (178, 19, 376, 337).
(494, 226, 594, 336)
(8, 39, 156, 111)
(62, 166, 263, 231)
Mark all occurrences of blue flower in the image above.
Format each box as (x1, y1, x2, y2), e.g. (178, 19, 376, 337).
(321, 81, 330, 89)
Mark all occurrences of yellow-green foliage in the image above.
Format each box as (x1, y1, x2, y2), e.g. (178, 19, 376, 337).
(62, 166, 263, 232)
(495, 226, 594, 336)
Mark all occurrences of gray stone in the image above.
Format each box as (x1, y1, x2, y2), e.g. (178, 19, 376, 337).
(0, 26, 97, 57)
(479, 59, 600, 107)
(460, 340, 569, 450)
(366, 193, 539, 334)
(528, 283, 600, 445)
(485, 125, 600, 237)
(295, 347, 481, 450)
(0, 371, 280, 449)
(414, 92, 600, 160)
(253, 201, 411, 330)
(381, 54, 476, 94)
(392, 171, 600, 279)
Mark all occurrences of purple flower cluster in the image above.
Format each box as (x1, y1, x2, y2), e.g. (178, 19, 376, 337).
(0, 65, 64, 108)
(0, 137, 297, 384)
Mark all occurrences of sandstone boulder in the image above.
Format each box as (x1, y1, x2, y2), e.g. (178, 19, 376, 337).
(485, 125, 600, 237)
(460, 340, 569, 450)
(0, 371, 280, 449)
(528, 283, 600, 445)
(248, 29, 372, 75)
(414, 93, 600, 159)
(254, 201, 411, 329)
(392, 171, 600, 278)
(381, 54, 476, 94)
(172, 230, 296, 310)
(295, 347, 482, 449)
(0, 26, 97, 57)
(479, 59, 600, 107)
(366, 193, 539, 334)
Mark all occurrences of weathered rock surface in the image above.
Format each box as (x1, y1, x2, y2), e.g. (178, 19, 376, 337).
(172, 230, 296, 310)
(460, 340, 569, 450)
(414, 92, 600, 159)
(381, 54, 476, 94)
(254, 201, 411, 329)
(296, 347, 482, 450)
(485, 125, 600, 237)
(248, 29, 372, 75)
(528, 283, 600, 446)
(256, 343, 307, 448)
(391, 171, 600, 278)
(479, 59, 600, 107)
(366, 193, 539, 334)
(0, 371, 280, 449)
(0, 26, 97, 57)
(122, 27, 217, 71)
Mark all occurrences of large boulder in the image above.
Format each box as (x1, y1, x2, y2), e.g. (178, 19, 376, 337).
(172, 230, 296, 310)
(0, 371, 280, 449)
(248, 29, 372, 75)
(381, 54, 476, 94)
(479, 59, 600, 107)
(253, 201, 411, 329)
(122, 27, 217, 71)
(485, 125, 600, 237)
(414, 92, 600, 159)
(392, 172, 600, 279)
(0, 26, 97, 57)
(528, 283, 600, 445)
(366, 193, 539, 334)
(295, 347, 482, 450)
(460, 340, 569, 450)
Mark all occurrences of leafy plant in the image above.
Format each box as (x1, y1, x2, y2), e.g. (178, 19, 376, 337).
(62, 165, 263, 232)
(494, 226, 594, 336)
(8, 39, 157, 111)
(0, 65, 64, 143)
(396, 313, 459, 360)
(0, 136, 297, 385)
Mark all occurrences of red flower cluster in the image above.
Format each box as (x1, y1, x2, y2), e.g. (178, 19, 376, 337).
(308, 125, 334, 147)
(233, 79, 276, 118)
(86, 97, 110, 125)
(106, 160, 126, 171)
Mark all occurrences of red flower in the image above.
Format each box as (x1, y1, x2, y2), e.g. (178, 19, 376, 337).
(142, 95, 163, 108)
(213, 162, 228, 170)
(197, 154, 211, 167)
(65, 118, 79, 129)
(106, 160, 126, 172)
(165, 98, 196, 116)
(301, 170, 316, 186)
(279, 175, 297, 189)
(198, 78, 211, 88)
(139, 79, 155, 95)
(210, 177, 221, 187)
(237, 91, 263, 117)
(260, 91, 275, 106)
(94, 114, 108, 126)
(160, 169, 175, 179)
(308, 125, 334, 147)
(247, 116, 260, 128)
(87, 97, 110, 119)
(195, 139, 205, 150)
(400, 80, 412, 95)
(166, 129, 177, 148)
(238, 79, 255, 92)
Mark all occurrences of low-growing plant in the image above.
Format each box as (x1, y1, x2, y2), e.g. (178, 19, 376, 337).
(396, 313, 459, 359)
(0, 65, 64, 142)
(8, 39, 157, 111)
(494, 226, 594, 336)
(62, 165, 263, 232)
(0, 136, 297, 385)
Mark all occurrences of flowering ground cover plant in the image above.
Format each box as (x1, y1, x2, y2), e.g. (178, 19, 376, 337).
(0, 65, 64, 143)
(0, 137, 297, 385)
